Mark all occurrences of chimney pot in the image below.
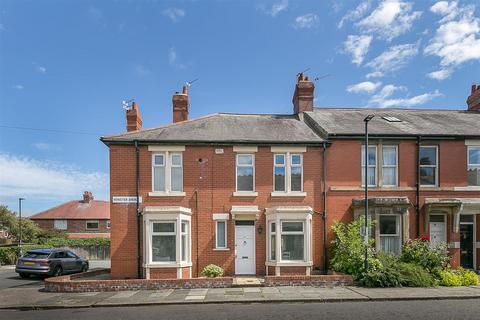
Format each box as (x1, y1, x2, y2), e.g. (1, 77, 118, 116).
(467, 83, 480, 111)
(126, 101, 143, 132)
(292, 73, 315, 114)
(83, 191, 94, 203)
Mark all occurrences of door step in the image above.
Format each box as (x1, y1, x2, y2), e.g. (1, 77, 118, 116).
(232, 277, 264, 287)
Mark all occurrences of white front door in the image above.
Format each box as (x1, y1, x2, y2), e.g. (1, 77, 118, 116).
(430, 215, 446, 247)
(235, 225, 255, 275)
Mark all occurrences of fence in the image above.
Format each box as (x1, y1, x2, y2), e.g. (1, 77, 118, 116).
(58, 246, 110, 260)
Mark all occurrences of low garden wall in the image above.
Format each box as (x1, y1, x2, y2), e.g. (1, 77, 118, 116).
(264, 274, 354, 287)
(45, 270, 234, 292)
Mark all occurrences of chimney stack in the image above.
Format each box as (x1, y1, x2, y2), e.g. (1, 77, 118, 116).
(173, 85, 189, 123)
(467, 84, 480, 111)
(126, 101, 143, 132)
(292, 73, 315, 114)
(83, 191, 94, 203)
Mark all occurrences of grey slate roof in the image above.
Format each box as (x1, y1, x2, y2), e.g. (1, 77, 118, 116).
(304, 108, 480, 138)
(101, 113, 324, 144)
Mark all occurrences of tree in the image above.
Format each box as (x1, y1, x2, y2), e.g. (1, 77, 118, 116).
(0, 205, 41, 243)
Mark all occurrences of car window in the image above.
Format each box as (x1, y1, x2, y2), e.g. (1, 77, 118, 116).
(54, 251, 67, 259)
(66, 251, 77, 259)
(23, 252, 50, 259)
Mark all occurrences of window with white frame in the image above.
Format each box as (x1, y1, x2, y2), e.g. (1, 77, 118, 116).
(382, 146, 398, 186)
(106, 220, 111, 229)
(152, 222, 176, 262)
(378, 214, 402, 255)
(181, 221, 189, 262)
(54, 219, 67, 230)
(274, 153, 303, 192)
(152, 152, 183, 192)
(269, 222, 276, 261)
(85, 220, 99, 230)
(215, 220, 227, 249)
(420, 146, 438, 186)
(361, 145, 377, 187)
(236, 154, 254, 192)
(281, 221, 304, 261)
(468, 146, 480, 186)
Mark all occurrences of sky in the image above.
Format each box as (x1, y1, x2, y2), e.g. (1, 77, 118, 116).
(0, 0, 479, 215)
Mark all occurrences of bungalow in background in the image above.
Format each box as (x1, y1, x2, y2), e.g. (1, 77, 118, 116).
(30, 192, 110, 238)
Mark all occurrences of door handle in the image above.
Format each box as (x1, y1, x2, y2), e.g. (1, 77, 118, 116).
(242, 256, 248, 259)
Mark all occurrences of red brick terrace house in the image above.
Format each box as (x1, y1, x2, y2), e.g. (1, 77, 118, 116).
(101, 77, 480, 280)
(30, 192, 111, 238)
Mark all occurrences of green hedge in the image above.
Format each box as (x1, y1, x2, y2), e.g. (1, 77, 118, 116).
(0, 245, 48, 265)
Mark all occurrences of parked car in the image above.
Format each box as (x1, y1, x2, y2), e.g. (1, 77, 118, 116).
(15, 248, 89, 278)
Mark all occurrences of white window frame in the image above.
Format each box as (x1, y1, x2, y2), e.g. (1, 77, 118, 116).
(382, 145, 398, 187)
(85, 220, 99, 230)
(280, 220, 305, 262)
(419, 145, 438, 187)
(378, 214, 402, 255)
(151, 221, 177, 263)
(54, 219, 67, 230)
(180, 221, 189, 263)
(106, 220, 111, 229)
(467, 146, 480, 186)
(151, 152, 184, 194)
(236, 154, 255, 192)
(273, 153, 303, 193)
(361, 145, 378, 187)
(268, 221, 276, 262)
(215, 220, 228, 249)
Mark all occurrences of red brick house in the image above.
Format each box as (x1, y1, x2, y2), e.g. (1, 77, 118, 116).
(30, 192, 110, 238)
(101, 76, 480, 280)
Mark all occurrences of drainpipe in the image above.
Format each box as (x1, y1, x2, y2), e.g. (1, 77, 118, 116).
(135, 140, 142, 279)
(194, 190, 199, 277)
(321, 142, 328, 273)
(416, 136, 421, 237)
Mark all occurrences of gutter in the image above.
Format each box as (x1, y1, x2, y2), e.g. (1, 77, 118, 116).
(135, 140, 142, 279)
(322, 142, 328, 273)
(416, 136, 421, 237)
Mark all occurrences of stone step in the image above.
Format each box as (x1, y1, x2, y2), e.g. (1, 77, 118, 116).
(232, 277, 264, 287)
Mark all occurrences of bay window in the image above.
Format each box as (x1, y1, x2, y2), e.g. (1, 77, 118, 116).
(361, 145, 377, 187)
(152, 222, 176, 262)
(420, 146, 438, 187)
(236, 154, 255, 192)
(273, 153, 303, 193)
(181, 221, 189, 262)
(152, 152, 183, 193)
(468, 146, 480, 186)
(379, 214, 402, 255)
(281, 221, 304, 261)
(269, 222, 276, 261)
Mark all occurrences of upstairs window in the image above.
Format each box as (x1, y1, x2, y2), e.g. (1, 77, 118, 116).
(152, 152, 183, 192)
(236, 154, 255, 192)
(274, 153, 303, 193)
(382, 146, 398, 187)
(420, 146, 438, 187)
(361, 146, 377, 187)
(468, 146, 480, 186)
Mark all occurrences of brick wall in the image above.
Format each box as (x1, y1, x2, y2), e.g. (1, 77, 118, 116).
(264, 274, 354, 287)
(33, 219, 110, 234)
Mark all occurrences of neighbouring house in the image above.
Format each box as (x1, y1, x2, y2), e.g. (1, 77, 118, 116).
(30, 192, 110, 238)
(101, 76, 480, 280)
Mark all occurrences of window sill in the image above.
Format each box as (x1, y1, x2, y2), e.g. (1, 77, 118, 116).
(148, 191, 186, 197)
(265, 261, 313, 267)
(144, 262, 192, 268)
(232, 192, 258, 197)
(454, 186, 480, 191)
(213, 248, 230, 251)
(270, 192, 306, 197)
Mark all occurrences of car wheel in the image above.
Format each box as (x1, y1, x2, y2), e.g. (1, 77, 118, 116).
(82, 264, 89, 273)
(52, 266, 63, 277)
(19, 273, 29, 279)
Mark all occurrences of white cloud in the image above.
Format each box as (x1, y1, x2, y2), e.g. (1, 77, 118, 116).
(0, 153, 108, 202)
(13, 85, 24, 90)
(343, 35, 372, 65)
(347, 81, 382, 94)
(258, 0, 288, 17)
(88, 6, 104, 20)
(424, 1, 480, 80)
(163, 8, 185, 22)
(365, 42, 419, 76)
(357, 0, 422, 41)
(338, 1, 372, 28)
(169, 47, 177, 65)
(32, 142, 61, 151)
(36, 66, 46, 73)
(369, 84, 442, 108)
(366, 71, 384, 78)
(134, 64, 150, 76)
(293, 14, 319, 29)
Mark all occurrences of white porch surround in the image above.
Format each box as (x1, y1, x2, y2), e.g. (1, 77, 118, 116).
(424, 198, 480, 233)
(142, 206, 192, 279)
(230, 206, 261, 220)
(265, 206, 313, 276)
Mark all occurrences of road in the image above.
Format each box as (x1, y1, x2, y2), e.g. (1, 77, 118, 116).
(1, 300, 480, 320)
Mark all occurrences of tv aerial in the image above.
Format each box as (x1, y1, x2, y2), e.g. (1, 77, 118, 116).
(122, 99, 135, 111)
(314, 74, 332, 81)
(186, 78, 199, 87)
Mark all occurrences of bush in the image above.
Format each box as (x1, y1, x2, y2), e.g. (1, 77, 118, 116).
(439, 268, 479, 286)
(0, 245, 48, 265)
(400, 238, 449, 273)
(202, 264, 224, 278)
(40, 237, 110, 248)
(397, 262, 438, 287)
(330, 217, 380, 280)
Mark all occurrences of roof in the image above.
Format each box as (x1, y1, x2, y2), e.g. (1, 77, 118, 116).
(30, 200, 110, 220)
(101, 113, 324, 144)
(304, 108, 480, 138)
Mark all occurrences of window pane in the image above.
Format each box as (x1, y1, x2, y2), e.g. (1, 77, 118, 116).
(237, 154, 253, 165)
(362, 146, 376, 165)
(460, 214, 474, 223)
(181, 222, 186, 233)
(420, 167, 436, 185)
(181, 234, 188, 262)
(383, 147, 397, 165)
(420, 147, 437, 165)
(275, 154, 285, 165)
(154, 155, 164, 166)
(469, 147, 480, 165)
(291, 166, 302, 191)
(270, 234, 276, 260)
(468, 167, 480, 186)
(171, 154, 182, 166)
(379, 215, 397, 235)
(270, 222, 276, 233)
(362, 168, 376, 186)
(383, 167, 397, 186)
(237, 167, 254, 191)
(282, 221, 303, 232)
(152, 235, 176, 262)
(291, 154, 301, 165)
(171, 167, 183, 192)
(380, 236, 401, 255)
(153, 222, 175, 233)
(154, 166, 165, 191)
(216, 221, 226, 248)
(274, 167, 286, 191)
(86, 221, 99, 229)
(281, 234, 304, 260)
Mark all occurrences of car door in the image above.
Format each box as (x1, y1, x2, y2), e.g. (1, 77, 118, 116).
(66, 251, 83, 272)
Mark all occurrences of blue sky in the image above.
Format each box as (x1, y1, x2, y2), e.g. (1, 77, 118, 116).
(0, 0, 479, 215)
